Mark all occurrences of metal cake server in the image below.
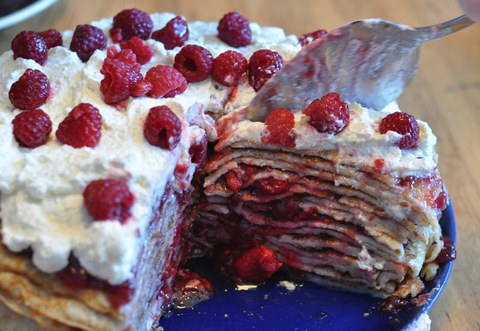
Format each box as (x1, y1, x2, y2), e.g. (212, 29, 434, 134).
(247, 15, 475, 121)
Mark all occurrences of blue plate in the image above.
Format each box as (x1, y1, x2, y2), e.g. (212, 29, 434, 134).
(160, 205, 455, 331)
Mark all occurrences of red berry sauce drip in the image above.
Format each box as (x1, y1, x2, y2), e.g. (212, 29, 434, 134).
(120, 37, 154, 65)
(56, 103, 102, 148)
(188, 134, 208, 175)
(261, 108, 296, 148)
(379, 111, 420, 149)
(143, 105, 182, 150)
(217, 12, 252, 47)
(12, 109, 52, 148)
(233, 245, 283, 283)
(299, 29, 328, 47)
(111, 8, 153, 42)
(70, 24, 107, 62)
(434, 191, 448, 210)
(212, 50, 248, 87)
(302, 92, 350, 135)
(173, 45, 213, 83)
(11, 30, 48, 65)
(38, 29, 63, 49)
(59, 256, 134, 310)
(152, 16, 189, 50)
(145, 65, 187, 98)
(100, 50, 143, 105)
(435, 236, 456, 264)
(83, 179, 135, 223)
(248, 49, 284, 92)
(9, 68, 50, 110)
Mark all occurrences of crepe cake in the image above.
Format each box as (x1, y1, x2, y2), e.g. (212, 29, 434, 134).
(0, 8, 454, 331)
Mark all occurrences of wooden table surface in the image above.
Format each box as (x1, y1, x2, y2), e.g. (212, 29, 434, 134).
(1, 0, 479, 330)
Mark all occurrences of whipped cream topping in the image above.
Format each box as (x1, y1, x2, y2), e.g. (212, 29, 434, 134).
(0, 13, 301, 284)
(219, 102, 438, 178)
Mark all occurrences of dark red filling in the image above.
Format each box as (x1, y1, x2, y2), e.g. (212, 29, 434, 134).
(58, 256, 134, 310)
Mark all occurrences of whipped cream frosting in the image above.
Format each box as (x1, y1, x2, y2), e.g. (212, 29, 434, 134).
(219, 102, 438, 178)
(0, 13, 300, 284)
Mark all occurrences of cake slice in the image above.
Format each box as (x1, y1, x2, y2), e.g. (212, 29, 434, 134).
(196, 94, 448, 298)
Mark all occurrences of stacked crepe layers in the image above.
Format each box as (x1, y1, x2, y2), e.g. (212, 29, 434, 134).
(197, 104, 446, 299)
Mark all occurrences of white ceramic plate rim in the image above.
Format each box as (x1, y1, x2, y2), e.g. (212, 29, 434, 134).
(0, 0, 58, 30)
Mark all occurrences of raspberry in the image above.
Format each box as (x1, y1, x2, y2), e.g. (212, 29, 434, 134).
(111, 9, 153, 41)
(299, 29, 328, 47)
(9, 69, 50, 110)
(120, 37, 154, 65)
(248, 49, 284, 92)
(83, 179, 135, 223)
(151, 16, 189, 50)
(379, 112, 420, 149)
(233, 245, 283, 283)
(38, 29, 63, 48)
(302, 92, 350, 135)
(70, 24, 107, 62)
(100, 58, 142, 104)
(217, 12, 252, 47)
(225, 170, 243, 191)
(56, 103, 102, 148)
(255, 177, 290, 195)
(261, 108, 296, 148)
(143, 106, 182, 150)
(435, 236, 456, 264)
(173, 45, 213, 83)
(12, 109, 52, 148)
(108, 48, 141, 71)
(145, 65, 187, 98)
(212, 50, 248, 87)
(130, 79, 153, 97)
(11, 30, 48, 65)
(189, 134, 208, 174)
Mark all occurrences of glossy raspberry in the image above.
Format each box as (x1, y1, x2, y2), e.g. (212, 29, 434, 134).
(248, 49, 284, 91)
(70, 24, 107, 62)
(83, 179, 135, 223)
(189, 134, 208, 174)
(11, 30, 48, 65)
(130, 79, 153, 97)
(234, 245, 283, 283)
(261, 108, 296, 148)
(145, 65, 188, 98)
(111, 9, 153, 41)
(120, 37, 154, 65)
(217, 12, 252, 47)
(225, 170, 243, 191)
(212, 50, 248, 87)
(12, 109, 52, 148)
(299, 29, 328, 47)
(38, 29, 63, 48)
(379, 112, 420, 149)
(100, 58, 142, 104)
(144, 106, 182, 150)
(56, 103, 102, 148)
(302, 92, 350, 135)
(9, 69, 50, 110)
(151, 16, 189, 50)
(173, 45, 213, 83)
